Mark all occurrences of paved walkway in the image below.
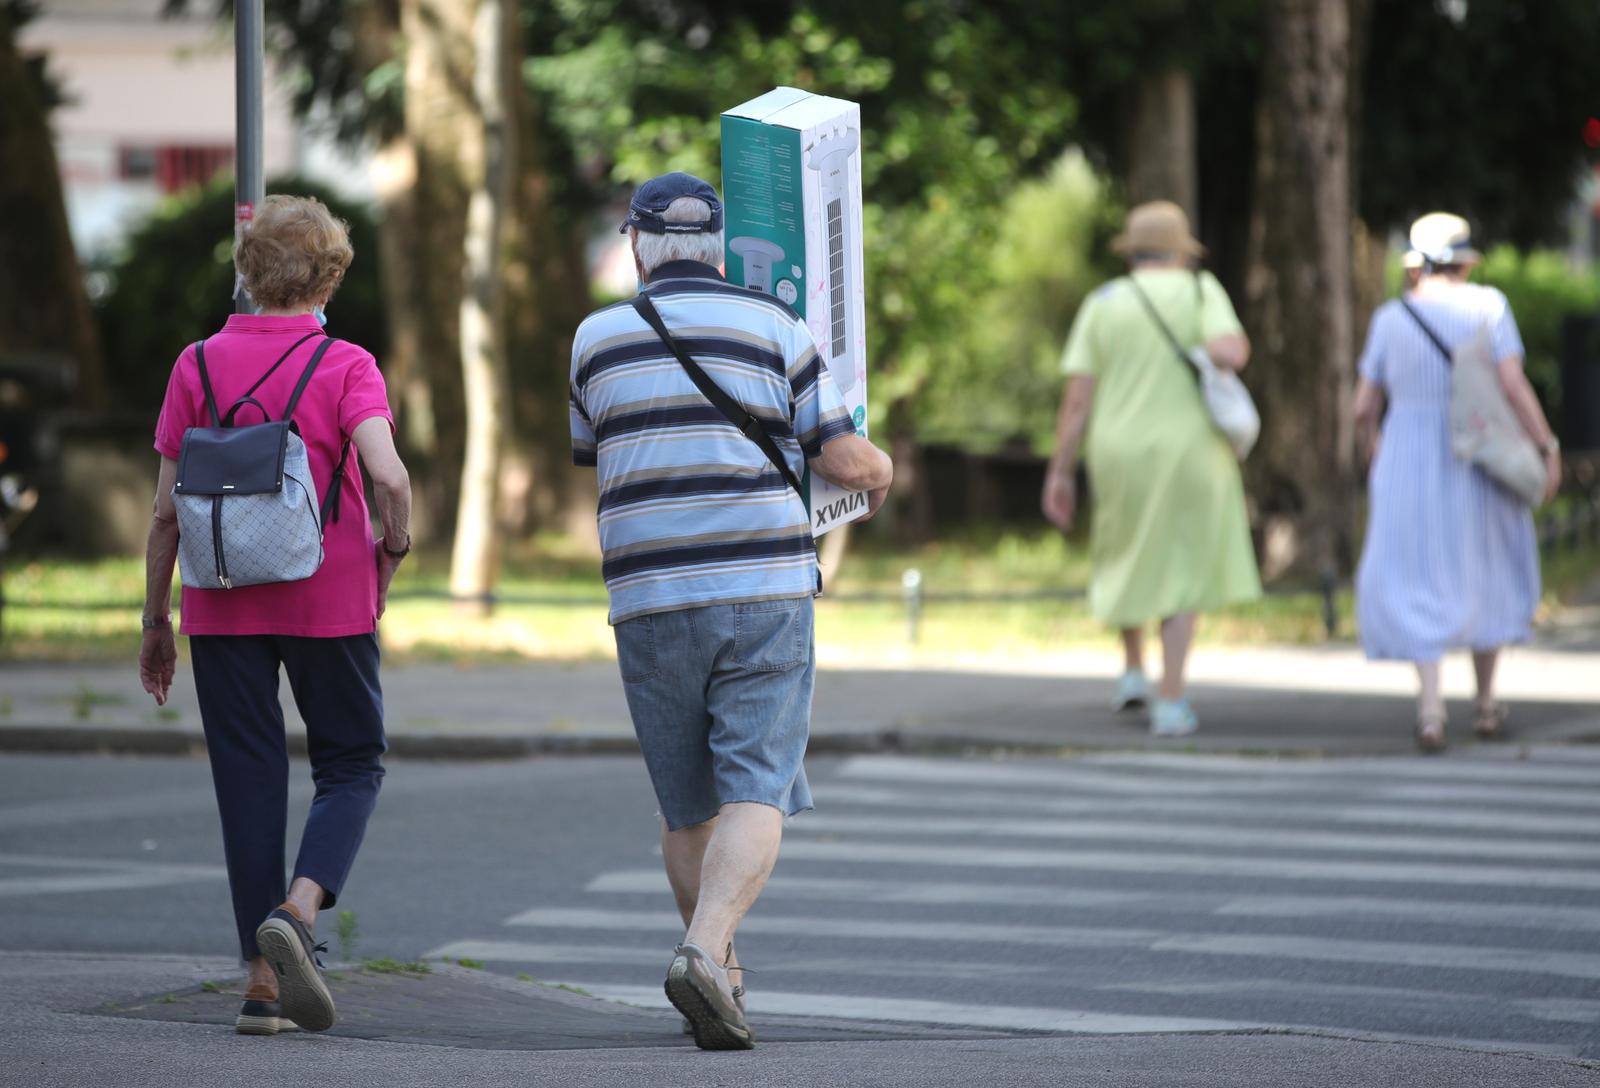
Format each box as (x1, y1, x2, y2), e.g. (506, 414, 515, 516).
(3, 640, 1597, 757)
(11, 952, 1595, 1087)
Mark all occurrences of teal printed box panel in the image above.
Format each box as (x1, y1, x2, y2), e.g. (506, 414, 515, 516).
(722, 118, 807, 314)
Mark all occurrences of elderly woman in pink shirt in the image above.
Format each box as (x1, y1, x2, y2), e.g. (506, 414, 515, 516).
(138, 195, 412, 1036)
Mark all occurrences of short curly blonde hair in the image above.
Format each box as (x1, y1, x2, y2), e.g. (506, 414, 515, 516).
(234, 194, 353, 310)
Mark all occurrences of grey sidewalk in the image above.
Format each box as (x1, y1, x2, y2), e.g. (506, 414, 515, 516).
(3, 640, 1598, 757)
(7, 951, 1596, 1088)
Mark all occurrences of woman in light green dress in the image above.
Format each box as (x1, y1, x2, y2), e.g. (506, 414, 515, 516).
(1041, 202, 1261, 735)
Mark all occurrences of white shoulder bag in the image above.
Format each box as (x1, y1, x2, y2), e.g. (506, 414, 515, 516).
(1399, 298, 1546, 507)
(1127, 274, 1260, 460)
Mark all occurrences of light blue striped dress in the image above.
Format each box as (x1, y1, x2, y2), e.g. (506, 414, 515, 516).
(1355, 285, 1539, 662)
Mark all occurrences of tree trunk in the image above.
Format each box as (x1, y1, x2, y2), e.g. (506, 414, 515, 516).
(447, 0, 515, 613)
(400, 0, 475, 525)
(1125, 67, 1198, 220)
(0, 6, 103, 409)
(1244, 0, 1357, 580)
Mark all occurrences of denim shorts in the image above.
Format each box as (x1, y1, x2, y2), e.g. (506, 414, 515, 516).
(613, 596, 815, 831)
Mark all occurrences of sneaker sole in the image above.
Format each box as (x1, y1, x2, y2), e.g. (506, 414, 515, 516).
(256, 919, 336, 1032)
(234, 1013, 282, 1036)
(664, 957, 753, 1051)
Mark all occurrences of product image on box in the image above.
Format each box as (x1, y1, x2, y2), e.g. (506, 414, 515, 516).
(722, 87, 869, 536)
(806, 127, 859, 394)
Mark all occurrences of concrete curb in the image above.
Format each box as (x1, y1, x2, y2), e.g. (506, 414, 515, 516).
(3, 720, 1596, 759)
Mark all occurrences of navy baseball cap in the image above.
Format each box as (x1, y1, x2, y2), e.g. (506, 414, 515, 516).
(619, 172, 724, 234)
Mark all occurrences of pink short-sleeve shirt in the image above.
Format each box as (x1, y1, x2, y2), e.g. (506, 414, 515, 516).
(154, 314, 394, 637)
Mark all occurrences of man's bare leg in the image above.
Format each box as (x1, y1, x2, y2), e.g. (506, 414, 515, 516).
(682, 802, 782, 962)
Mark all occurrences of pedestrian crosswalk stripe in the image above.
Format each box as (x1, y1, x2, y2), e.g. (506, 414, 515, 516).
(504, 907, 1163, 949)
(794, 813, 1600, 863)
(1076, 752, 1600, 788)
(1152, 933, 1600, 981)
(813, 784, 1600, 836)
(835, 758, 1600, 809)
(532, 981, 1270, 1035)
(776, 839, 1600, 891)
(585, 869, 1600, 934)
(498, 907, 1600, 980)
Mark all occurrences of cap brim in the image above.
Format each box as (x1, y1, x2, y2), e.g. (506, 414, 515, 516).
(1110, 232, 1206, 258)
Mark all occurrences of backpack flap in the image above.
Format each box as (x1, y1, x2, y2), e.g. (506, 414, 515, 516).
(174, 421, 292, 497)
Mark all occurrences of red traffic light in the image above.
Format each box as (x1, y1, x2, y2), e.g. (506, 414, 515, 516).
(1585, 117, 1600, 149)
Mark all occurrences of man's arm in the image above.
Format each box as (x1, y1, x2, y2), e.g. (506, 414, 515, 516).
(139, 457, 180, 705)
(352, 416, 413, 618)
(809, 434, 894, 519)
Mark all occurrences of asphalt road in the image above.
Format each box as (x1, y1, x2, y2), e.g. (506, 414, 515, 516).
(2, 747, 1598, 1062)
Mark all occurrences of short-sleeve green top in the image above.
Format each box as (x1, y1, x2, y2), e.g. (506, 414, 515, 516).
(1059, 268, 1261, 626)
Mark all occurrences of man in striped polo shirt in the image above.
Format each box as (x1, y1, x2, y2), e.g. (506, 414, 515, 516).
(571, 172, 892, 1049)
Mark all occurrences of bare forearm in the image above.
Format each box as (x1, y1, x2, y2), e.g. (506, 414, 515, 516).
(1050, 378, 1095, 473)
(143, 518, 179, 621)
(810, 435, 892, 492)
(1205, 333, 1251, 372)
(373, 476, 412, 545)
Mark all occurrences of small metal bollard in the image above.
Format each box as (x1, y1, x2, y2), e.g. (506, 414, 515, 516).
(902, 567, 924, 645)
(1319, 567, 1339, 640)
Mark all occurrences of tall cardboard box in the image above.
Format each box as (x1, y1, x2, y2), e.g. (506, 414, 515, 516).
(721, 88, 868, 536)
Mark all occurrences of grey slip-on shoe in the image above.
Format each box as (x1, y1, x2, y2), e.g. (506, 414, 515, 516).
(665, 943, 754, 1051)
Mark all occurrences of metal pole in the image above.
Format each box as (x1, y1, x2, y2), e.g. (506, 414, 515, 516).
(233, 0, 265, 313)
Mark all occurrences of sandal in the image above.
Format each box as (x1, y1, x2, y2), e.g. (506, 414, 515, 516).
(1473, 700, 1508, 740)
(1415, 710, 1447, 754)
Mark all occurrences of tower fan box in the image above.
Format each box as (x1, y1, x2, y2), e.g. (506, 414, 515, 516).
(721, 87, 869, 536)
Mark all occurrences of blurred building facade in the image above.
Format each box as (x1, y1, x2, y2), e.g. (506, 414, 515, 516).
(19, 0, 370, 258)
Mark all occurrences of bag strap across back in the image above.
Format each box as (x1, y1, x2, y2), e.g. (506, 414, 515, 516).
(630, 293, 807, 501)
(1126, 273, 1203, 382)
(1398, 297, 1455, 367)
(190, 333, 351, 524)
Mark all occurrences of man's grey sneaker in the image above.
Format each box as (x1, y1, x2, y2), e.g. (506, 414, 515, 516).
(665, 943, 753, 1050)
(256, 907, 336, 1032)
(234, 996, 283, 1036)
(1114, 668, 1152, 711)
(683, 981, 746, 1036)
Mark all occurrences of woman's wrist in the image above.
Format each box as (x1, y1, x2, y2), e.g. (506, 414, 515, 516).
(379, 533, 411, 560)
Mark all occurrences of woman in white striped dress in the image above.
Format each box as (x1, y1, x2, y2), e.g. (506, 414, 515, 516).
(1352, 214, 1562, 752)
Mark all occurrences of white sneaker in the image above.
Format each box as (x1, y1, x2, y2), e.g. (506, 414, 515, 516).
(1150, 698, 1198, 737)
(1114, 669, 1152, 711)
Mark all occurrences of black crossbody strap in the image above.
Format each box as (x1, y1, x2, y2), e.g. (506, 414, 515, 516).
(630, 294, 806, 501)
(1399, 297, 1454, 367)
(1126, 274, 1196, 375)
(193, 341, 222, 427)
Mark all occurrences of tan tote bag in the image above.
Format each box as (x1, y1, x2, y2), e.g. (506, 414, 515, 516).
(1400, 298, 1547, 507)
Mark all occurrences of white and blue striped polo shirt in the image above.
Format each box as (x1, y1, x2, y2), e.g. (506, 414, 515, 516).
(570, 260, 856, 623)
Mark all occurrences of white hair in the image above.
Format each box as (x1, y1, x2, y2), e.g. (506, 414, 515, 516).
(632, 197, 724, 278)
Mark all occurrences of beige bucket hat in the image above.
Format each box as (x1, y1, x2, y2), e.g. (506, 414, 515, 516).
(1110, 200, 1206, 259)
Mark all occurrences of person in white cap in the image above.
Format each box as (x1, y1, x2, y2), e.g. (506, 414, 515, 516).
(1351, 212, 1562, 751)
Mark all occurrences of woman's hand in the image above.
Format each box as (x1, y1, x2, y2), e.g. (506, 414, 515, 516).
(139, 624, 177, 706)
(375, 540, 405, 620)
(1543, 447, 1563, 505)
(1041, 467, 1077, 533)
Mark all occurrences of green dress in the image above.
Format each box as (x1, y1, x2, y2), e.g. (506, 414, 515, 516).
(1060, 268, 1261, 627)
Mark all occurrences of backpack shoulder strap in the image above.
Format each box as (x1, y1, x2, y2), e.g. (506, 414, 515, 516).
(282, 337, 339, 420)
(630, 294, 806, 501)
(193, 340, 222, 427)
(1398, 296, 1454, 366)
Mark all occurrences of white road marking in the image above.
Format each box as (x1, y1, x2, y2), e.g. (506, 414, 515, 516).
(1153, 934, 1600, 981)
(775, 839, 1600, 891)
(813, 783, 1600, 836)
(586, 869, 1160, 910)
(547, 981, 1267, 1035)
(1217, 894, 1600, 932)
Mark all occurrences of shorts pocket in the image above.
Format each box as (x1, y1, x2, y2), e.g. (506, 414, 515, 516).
(614, 615, 659, 683)
(732, 599, 807, 672)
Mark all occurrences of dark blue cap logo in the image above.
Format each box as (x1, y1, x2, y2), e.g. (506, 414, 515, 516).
(619, 172, 724, 235)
